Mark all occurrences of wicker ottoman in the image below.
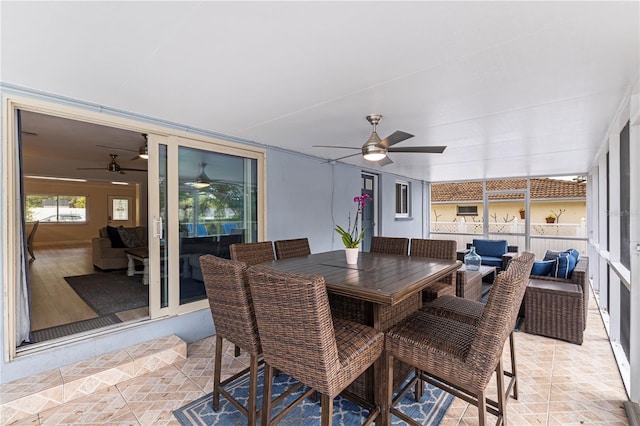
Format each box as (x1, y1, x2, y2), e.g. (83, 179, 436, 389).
(524, 280, 584, 344)
(455, 269, 483, 302)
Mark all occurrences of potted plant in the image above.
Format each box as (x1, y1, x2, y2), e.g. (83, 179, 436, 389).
(335, 194, 370, 264)
(519, 208, 525, 219)
(545, 214, 556, 223)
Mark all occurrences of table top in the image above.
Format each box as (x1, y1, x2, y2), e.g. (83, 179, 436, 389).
(457, 264, 496, 277)
(265, 250, 460, 306)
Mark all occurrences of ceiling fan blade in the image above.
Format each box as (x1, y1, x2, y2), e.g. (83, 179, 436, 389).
(96, 144, 138, 153)
(376, 156, 394, 166)
(330, 152, 361, 162)
(312, 145, 360, 150)
(120, 168, 147, 172)
(387, 146, 447, 154)
(380, 131, 414, 148)
(76, 167, 107, 170)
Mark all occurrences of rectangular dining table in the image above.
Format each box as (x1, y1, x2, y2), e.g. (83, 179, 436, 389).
(264, 249, 461, 424)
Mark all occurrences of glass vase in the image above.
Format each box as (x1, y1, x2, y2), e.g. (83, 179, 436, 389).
(464, 246, 482, 271)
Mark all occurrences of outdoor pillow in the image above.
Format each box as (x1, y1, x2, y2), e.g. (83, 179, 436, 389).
(565, 248, 580, 262)
(552, 252, 577, 279)
(531, 260, 555, 276)
(106, 225, 127, 248)
(118, 226, 142, 248)
(543, 250, 562, 261)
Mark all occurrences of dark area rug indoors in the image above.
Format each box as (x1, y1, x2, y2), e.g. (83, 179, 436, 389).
(64, 271, 149, 316)
(174, 366, 453, 425)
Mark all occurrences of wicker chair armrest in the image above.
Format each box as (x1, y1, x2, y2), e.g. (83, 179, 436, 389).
(501, 251, 518, 270)
(456, 248, 470, 262)
(507, 245, 518, 253)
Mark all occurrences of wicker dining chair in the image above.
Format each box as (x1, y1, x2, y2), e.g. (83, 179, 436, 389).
(228, 241, 276, 357)
(230, 241, 275, 265)
(246, 265, 384, 426)
(369, 236, 409, 255)
(198, 255, 262, 424)
(274, 238, 311, 260)
(385, 258, 532, 426)
(422, 251, 535, 402)
(409, 238, 457, 302)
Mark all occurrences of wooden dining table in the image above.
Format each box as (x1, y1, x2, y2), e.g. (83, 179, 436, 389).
(264, 249, 461, 425)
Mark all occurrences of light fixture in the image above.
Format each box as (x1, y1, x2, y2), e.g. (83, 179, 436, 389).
(138, 134, 149, 159)
(25, 175, 87, 182)
(138, 145, 149, 160)
(193, 162, 210, 189)
(361, 129, 388, 161)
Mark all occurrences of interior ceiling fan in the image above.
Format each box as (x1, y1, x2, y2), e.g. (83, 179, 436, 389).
(77, 154, 147, 175)
(313, 114, 447, 166)
(96, 133, 149, 160)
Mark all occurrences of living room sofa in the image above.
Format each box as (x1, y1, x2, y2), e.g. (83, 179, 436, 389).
(92, 226, 147, 270)
(456, 239, 518, 271)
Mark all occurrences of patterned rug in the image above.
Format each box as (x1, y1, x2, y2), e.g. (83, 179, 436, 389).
(174, 367, 453, 425)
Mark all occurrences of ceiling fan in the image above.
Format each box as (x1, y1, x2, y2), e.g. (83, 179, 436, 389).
(96, 133, 149, 160)
(77, 154, 147, 174)
(313, 114, 447, 166)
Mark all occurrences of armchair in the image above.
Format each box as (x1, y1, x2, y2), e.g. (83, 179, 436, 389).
(457, 239, 518, 271)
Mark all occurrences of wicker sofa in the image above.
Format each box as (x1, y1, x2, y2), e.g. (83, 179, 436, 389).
(92, 226, 147, 270)
(523, 256, 589, 344)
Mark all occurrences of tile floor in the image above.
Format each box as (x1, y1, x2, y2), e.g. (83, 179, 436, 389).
(4, 291, 629, 425)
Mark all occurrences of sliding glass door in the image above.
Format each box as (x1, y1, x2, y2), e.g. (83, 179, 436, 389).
(147, 136, 263, 316)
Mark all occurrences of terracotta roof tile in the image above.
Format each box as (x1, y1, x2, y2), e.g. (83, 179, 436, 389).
(431, 178, 586, 202)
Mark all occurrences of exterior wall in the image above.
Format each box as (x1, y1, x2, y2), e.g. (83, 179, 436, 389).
(432, 200, 586, 224)
(25, 179, 141, 245)
(378, 173, 425, 238)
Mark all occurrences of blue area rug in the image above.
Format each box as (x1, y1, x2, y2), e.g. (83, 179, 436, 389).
(174, 367, 453, 425)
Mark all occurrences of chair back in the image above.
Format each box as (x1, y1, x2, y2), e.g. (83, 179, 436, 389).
(410, 238, 457, 285)
(274, 238, 311, 260)
(215, 234, 243, 259)
(199, 255, 261, 355)
(230, 241, 275, 265)
(467, 253, 534, 387)
(246, 265, 340, 395)
(370, 236, 409, 255)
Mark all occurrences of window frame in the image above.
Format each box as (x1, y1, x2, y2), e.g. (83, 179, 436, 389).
(395, 180, 410, 218)
(26, 194, 87, 223)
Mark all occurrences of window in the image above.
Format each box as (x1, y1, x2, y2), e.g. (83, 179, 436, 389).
(457, 205, 478, 216)
(26, 194, 87, 223)
(395, 181, 410, 217)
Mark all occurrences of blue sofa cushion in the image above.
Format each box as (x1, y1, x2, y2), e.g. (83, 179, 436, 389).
(480, 256, 503, 267)
(544, 248, 580, 262)
(532, 260, 555, 276)
(552, 252, 577, 279)
(472, 239, 508, 258)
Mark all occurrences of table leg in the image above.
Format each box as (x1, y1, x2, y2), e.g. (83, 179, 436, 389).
(126, 254, 136, 277)
(142, 257, 149, 285)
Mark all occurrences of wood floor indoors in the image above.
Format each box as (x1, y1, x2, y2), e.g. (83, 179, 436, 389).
(28, 244, 148, 333)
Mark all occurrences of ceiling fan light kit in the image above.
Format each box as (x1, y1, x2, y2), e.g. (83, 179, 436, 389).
(192, 162, 211, 189)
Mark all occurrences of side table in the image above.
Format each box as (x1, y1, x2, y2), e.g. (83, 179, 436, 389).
(455, 269, 483, 302)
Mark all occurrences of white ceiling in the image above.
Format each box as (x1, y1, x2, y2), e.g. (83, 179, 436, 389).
(2, 1, 638, 183)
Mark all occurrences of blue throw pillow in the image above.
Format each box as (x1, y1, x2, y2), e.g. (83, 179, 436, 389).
(531, 260, 555, 276)
(552, 252, 577, 279)
(565, 248, 580, 262)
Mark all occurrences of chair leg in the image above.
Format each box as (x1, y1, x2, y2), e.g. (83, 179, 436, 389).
(261, 364, 274, 426)
(247, 354, 259, 425)
(495, 359, 506, 425)
(413, 368, 424, 401)
(509, 331, 518, 399)
(28, 246, 35, 260)
(320, 393, 333, 426)
(212, 335, 223, 411)
(386, 353, 394, 425)
(477, 388, 487, 426)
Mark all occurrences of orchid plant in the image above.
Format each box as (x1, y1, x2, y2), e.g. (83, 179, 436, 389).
(335, 194, 371, 248)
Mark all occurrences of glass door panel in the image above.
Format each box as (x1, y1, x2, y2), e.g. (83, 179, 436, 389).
(178, 146, 258, 305)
